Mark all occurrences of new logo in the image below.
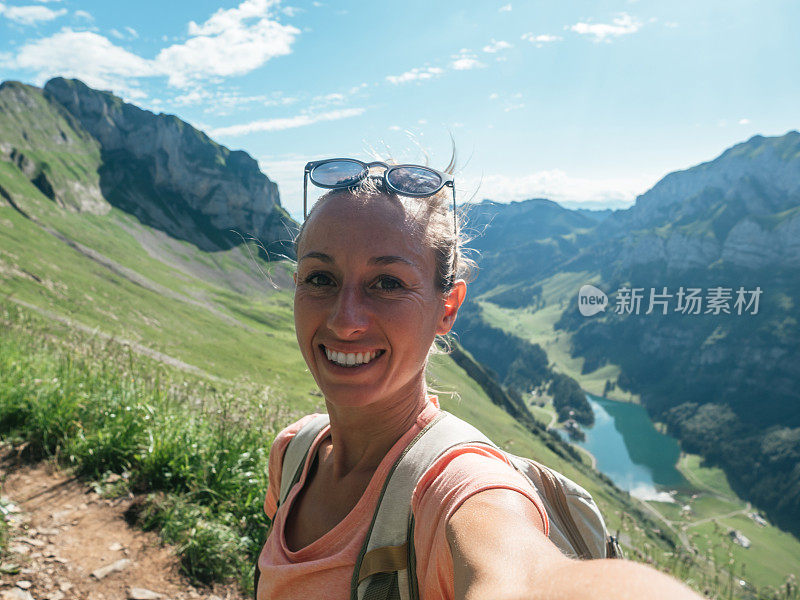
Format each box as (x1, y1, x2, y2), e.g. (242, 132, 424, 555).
(578, 284, 608, 317)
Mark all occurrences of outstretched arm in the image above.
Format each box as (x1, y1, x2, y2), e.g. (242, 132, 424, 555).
(447, 488, 702, 600)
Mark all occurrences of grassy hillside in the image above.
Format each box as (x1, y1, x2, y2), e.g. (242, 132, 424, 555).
(0, 81, 104, 213)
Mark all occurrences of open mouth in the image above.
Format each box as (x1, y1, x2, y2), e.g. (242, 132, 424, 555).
(321, 345, 386, 368)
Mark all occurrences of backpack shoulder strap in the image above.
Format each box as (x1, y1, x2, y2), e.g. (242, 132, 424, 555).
(256, 413, 330, 600)
(352, 410, 496, 600)
(280, 413, 331, 505)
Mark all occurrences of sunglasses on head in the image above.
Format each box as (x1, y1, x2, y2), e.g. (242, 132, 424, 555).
(303, 158, 457, 233)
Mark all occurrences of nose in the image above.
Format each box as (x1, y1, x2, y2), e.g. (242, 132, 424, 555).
(327, 284, 370, 338)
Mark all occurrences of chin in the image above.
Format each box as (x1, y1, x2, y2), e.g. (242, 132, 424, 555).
(318, 384, 390, 409)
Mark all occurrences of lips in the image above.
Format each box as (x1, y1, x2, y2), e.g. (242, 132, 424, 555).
(320, 344, 386, 368)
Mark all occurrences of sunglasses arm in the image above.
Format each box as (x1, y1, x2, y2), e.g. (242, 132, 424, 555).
(303, 170, 309, 220)
(449, 182, 457, 235)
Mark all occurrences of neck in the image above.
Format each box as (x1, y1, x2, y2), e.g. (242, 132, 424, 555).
(323, 379, 430, 479)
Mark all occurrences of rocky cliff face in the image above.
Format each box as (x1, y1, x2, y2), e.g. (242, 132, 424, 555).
(623, 132, 800, 227)
(42, 77, 292, 250)
(606, 132, 800, 272)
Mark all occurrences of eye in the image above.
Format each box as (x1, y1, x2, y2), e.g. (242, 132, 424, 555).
(304, 272, 334, 287)
(374, 276, 404, 291)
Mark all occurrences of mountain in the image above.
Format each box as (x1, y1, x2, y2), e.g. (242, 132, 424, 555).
(457, 131, 800, 537)
(1, 78, 295, 254)
(462, 199, 598, 303)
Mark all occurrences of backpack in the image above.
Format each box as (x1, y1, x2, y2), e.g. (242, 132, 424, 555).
(255, 410, 623, 600)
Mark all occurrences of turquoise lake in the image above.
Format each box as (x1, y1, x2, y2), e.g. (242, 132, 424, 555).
(565, 394, 687, 501)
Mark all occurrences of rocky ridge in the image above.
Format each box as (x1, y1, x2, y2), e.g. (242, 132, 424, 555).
(607, 132, 800, 272)
(0, 77, 294, 253)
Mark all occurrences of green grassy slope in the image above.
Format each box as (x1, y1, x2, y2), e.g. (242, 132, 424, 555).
(0, 81, 104, 212)
(477, 272, 640, 403)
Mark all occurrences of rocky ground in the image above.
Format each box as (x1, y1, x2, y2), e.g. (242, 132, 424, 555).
(0, 450, 246, 600)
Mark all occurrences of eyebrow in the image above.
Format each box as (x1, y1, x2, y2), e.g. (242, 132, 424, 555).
(299, 251, 333, 263)
(298, 252, 415, 267)
(371, 255, 415, 267)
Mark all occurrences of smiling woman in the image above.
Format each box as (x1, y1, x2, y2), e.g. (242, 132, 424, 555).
(254, 156, 701, 600)
(292, 190, 461, 410)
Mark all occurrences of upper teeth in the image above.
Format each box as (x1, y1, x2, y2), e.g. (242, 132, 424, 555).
(325, 347, 381, 367)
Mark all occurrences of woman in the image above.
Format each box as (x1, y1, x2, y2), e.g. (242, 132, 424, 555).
(256, 158, 700, 600)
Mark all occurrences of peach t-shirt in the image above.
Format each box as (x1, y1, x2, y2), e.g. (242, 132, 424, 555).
(257, 397, 549, 600)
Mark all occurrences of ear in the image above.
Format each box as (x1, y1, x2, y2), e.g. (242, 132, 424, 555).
(293, 271, 297, 286)
(436, 280, 467, 335)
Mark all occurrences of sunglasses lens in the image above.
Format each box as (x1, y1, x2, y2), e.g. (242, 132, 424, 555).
(311, 160, 365, 187)
(386, 166, 443, 195)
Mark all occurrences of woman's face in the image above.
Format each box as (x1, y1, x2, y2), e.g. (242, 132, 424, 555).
(294, 193, 463, 410)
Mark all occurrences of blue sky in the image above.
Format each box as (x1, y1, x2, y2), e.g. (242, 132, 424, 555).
(1, 0, 799, 220)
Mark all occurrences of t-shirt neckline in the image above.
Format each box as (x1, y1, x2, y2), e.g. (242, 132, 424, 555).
(280, 400, 440, 560)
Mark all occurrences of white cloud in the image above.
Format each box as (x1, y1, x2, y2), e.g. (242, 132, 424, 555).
(313, 92, 344, 104)
(0, 3, 66, 25)
(499, 3, 512, 11)
(452, 57, 481, 70)
(488, 92, 499, 100)
(483, 39, 511, 53)
(7, 28, 153, 98)
(386, 66, 443, 85)
(504, 103, 524, 112)
(462, 169, 654, 207)
(521, 32, 562, 46)
(31, 0, 63, 3)
(208, 107, 365, 137)
(156, 0, 300, 87)
(109, 26, 136, 40)
(451, 50, 484, 71)
(171, 88, 297, 115)
(569, 13, 642, 42)
(4, 0, 301, 96)
(664, 21, 678, 28)
(347, 82, 368, 95)
(389, 125, 401, 131)
(738, 118, 750, 125)
(172, 83, 354, 117)
(73, 9, 91, 19)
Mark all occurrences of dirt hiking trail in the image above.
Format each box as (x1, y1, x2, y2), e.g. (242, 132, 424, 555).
(0, 450, 247, 600)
